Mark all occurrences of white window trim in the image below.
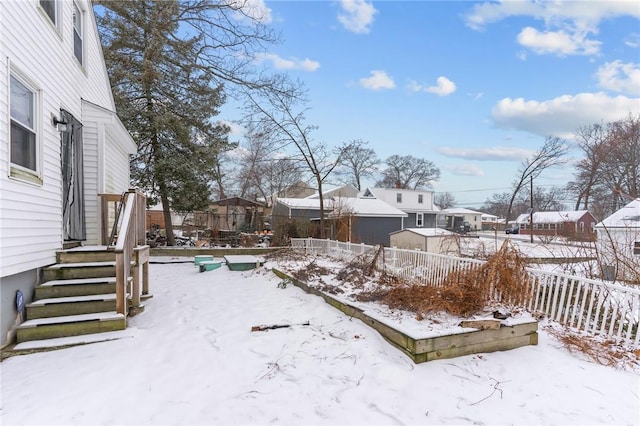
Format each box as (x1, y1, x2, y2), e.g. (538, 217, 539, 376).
(38, 0, 62, 34)
(416, 213, 424, 227)
(8, 65, 43, 185)
(73, 0, 85, 66)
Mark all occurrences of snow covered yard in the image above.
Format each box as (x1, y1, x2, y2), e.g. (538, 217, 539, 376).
(1, 258, 639, 426)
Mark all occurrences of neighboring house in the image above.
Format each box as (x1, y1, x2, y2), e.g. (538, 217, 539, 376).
(514, 210, 597, 239)
(327, 196, 407, 246)
(438, 208, 485, 232)
(595, 198, 640, 282)
(0, 1, 137, 346)
(389, 228, 457, 254)
(481, 213, 500, 231)
(306, 184, 360, 200)
(362, 187, 439, 228)
(268, 181, 315, 206)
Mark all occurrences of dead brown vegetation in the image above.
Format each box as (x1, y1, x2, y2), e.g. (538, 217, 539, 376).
(545, 325, 640, 369)
(383, 240, 530, 317)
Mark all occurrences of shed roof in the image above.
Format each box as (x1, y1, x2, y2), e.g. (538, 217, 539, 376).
(596, 199, 640, 228)
(210, 197, 264, 207)
(390, 228, 455, 237)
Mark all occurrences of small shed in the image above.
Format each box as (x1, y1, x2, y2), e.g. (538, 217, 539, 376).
(389, 228, 457, 254)
(595, 199, 640, 282)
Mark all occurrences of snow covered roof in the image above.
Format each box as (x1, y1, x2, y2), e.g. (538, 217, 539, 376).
(515, 210, 592, 224)
(440, 208, 485, 215)
(596, 199, 640, 228)
(275, 197, 322, 210)
(328, 197, 407, 218)
(390, 228, 455, 237)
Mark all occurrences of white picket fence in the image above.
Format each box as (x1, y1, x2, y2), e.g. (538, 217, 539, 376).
(291, 238, 640, 348)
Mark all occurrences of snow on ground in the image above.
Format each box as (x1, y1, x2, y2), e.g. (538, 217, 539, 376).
(1, 257, 639, 426)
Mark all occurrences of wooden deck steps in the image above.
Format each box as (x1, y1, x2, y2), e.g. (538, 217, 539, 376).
(10, 245, 144, 350)
(16, 312, 126, 342)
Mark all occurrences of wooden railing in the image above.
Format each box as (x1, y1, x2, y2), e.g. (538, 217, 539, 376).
(291, 238, 640, 348)
(100, 189, 149, 316)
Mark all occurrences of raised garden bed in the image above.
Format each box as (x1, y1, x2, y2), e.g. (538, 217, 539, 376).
(272, 268, 537, 363)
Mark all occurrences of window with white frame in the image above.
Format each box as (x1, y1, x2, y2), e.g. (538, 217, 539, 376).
(396, 193, 402, 203)
(10, 74, 38, 173)
(40, 0, 57, 25)
(416, 213, 424, 227)
(73, 1, 83, 65)
(418, 194, 423, 204)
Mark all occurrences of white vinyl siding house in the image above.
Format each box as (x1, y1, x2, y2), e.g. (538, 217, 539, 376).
(0, 0, 136, 347)
(363, 187, 439, 229)
(595, 199, 640, 282)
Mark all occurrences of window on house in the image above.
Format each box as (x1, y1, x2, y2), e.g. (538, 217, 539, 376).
(40, 0, 56, 25)
(396, 193, 402, 203)
(73, 1, 83, 65)
(579, 221, 585, 233)
(418, 194, 423, 204)
(10, 74, 38, 172)
(416, 213, 424, 227)
(634, 242, 640, 256)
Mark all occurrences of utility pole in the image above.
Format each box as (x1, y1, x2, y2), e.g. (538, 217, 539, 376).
(530, 175, 534, 243)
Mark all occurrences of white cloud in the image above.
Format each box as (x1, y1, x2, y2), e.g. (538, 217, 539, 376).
(446, 164, 486, 177)
(408, 76, 456, 96)
(337, 0, 378, 34)
(464, 1, 639, 57)
(595, 61, 640, 96)
(438, 146, 533, 162)
(226, 0, 272, 24)
(215, 120, 244, 137)
(255, 53, 320, 72)
(516, 27, 600, 56)
(491, 92, 640, 139)
(625, 33, 640, 48)
(427, 76, 457, 96)
(359, 70, 395, 91)
(464, 1, 639, 31)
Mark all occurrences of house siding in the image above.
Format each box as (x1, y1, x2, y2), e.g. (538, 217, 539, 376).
(352, 217, 402, 246)
(0, 1, 135, 346)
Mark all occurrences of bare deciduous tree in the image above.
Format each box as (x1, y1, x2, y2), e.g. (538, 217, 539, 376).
(334, 140, 380, 191)
(242, 77, 354, 238)
(567, 115, 640, 218)
(434, 192, 456, 210)
(376, 155, 441, 190)
(505, 137, 568, 223)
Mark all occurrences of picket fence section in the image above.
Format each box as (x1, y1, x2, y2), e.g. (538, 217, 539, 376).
(291, 238, 640, 348)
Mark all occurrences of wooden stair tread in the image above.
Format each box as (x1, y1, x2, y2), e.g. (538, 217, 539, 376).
(46, 261, 116, 269)
(39, 277, 117, 287)
(12, 329, 135, 351)
(28, 294, 117, 305)
(18, 312, 125, 328)
(60, 245, 109, 252)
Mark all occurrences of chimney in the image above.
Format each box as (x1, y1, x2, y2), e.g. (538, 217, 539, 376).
(395, 181, 401, 189)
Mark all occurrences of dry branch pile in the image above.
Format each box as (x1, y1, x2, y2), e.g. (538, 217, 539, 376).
(384, 240, 530, 317)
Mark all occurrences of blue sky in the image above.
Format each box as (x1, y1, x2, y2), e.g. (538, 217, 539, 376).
(222, 0, 640, 208)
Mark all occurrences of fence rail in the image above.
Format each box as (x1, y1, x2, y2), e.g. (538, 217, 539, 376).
(291, 238, 640, 348)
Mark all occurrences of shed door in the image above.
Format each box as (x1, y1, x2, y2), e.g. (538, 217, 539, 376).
(61, 110, 86, 241)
